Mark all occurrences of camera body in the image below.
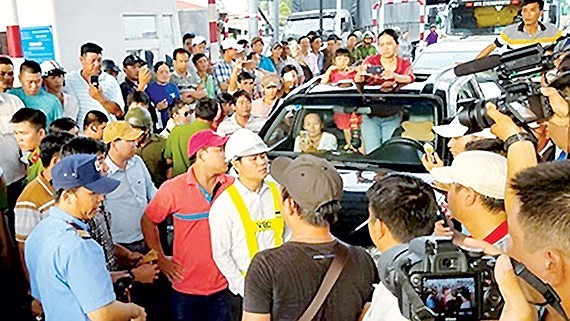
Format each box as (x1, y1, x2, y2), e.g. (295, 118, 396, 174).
(381, 237, 503, 321)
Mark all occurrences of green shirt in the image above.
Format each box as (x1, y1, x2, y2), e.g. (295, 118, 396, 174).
(198, 73, 217, 99)
(164, 120, 211, 177)
(26, 148, 44, 185)
(354, 44, 378, 61)
(138, 135, 167, 187)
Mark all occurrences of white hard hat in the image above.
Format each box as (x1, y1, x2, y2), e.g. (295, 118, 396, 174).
(225, 129, 269, 162)
(40, 60, 65, 78)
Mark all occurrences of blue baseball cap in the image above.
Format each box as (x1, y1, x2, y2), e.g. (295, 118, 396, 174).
(52, 154, 120, 194)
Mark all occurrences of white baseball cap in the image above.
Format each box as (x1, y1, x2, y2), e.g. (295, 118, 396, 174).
(221, 38, 244, 52)
(192, 35, 207, 47)
(430, 150, 507, 199)
(225, 129, 269, 162)
(432, 116, 495, 139)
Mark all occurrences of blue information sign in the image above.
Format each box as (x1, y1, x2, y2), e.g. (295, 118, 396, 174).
(20, 26, 56, 63)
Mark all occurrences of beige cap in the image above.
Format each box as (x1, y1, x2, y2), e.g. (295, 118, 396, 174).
(430, 150, 507, 199)
(102, 121, 143, 144)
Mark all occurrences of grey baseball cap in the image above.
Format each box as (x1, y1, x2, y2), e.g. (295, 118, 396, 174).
(270, 154, 343, 213)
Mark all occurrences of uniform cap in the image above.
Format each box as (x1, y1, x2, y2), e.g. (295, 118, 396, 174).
(192, 36, 207, 46)
(52, 154, 119, 194)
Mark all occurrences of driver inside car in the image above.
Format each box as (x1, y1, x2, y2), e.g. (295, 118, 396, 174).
(294, 113, 338, 153)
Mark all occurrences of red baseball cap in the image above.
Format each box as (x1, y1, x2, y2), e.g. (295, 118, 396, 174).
(187, 130, 230, 158)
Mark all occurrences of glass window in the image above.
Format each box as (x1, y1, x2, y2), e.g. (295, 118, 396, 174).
(124, 15, 158, 40)
(162, 15, 174, 45)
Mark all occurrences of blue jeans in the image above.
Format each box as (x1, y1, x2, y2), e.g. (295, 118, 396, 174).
(361, 114, 402, 154)
(171, 288, 232, 321)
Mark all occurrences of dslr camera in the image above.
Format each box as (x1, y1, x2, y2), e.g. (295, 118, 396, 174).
(452, 43, 564, 134)
(378, 237, 503, 321)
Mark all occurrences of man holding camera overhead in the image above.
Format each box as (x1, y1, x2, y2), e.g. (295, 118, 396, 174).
(477, 0, 562, 58)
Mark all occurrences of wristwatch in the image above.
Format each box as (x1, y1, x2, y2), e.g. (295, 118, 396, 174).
(504, 132, 537, 150)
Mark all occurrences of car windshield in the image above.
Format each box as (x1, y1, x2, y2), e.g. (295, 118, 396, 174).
(414, 51, 480, 71)
(261, 94, 440, 171)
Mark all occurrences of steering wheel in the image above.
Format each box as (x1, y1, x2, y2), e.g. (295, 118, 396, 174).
(367, 136, 425, 163)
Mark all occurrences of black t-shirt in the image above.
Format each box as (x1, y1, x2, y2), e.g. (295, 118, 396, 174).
(244, 240, 378, 321)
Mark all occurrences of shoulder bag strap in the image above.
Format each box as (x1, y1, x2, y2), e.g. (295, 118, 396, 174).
(298, 242, 350, 321)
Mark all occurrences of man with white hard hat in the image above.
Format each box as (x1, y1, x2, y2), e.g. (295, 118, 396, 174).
(209, 128, 287, 321)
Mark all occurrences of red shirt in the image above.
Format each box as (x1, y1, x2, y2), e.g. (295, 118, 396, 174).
(145, 167, 235, 295)
(362, 55, 415, 86)
(329, 70, 357, 83)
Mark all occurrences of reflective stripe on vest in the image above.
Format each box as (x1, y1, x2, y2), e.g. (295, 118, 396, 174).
(226, 181, 284, 264)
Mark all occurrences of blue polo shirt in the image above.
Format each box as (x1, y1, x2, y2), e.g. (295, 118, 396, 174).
(258, 56, 276, 73)
(145, 82, 181, 126)
(7, 88, 63, 126)
(25, 206, 115, 321)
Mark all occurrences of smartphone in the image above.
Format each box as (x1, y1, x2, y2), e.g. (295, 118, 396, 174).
(90, 75, 100, 88)
(423, 142, 436, 159)
(300, 130, 310, 144)
(366, 65, 384, 74)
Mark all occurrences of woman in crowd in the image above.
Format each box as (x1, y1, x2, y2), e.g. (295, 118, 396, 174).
(251, 75, 280, 118)
(294, 113, 337, 153)
(145, 61, 181, 129)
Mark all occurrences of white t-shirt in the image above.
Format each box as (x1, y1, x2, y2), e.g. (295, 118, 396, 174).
(293, 131, 337, 152)
(362, 282, 409, 321)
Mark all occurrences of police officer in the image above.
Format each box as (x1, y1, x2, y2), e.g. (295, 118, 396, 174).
(477, 0, 562, 58)
(125, 107, 168, 186)
(209, 128, 288, 320)
(24, 154, 146, 321)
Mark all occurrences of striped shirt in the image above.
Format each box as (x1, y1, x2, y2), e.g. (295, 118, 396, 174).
(14, 171, 54, 242)
(65, 70, 125, 129)
(494, 22, 562, 49)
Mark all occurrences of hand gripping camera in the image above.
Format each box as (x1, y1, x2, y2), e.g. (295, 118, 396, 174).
(378, 237, 502, 321)
(452, 43, 562, 134)
(378, 236, 570, 321)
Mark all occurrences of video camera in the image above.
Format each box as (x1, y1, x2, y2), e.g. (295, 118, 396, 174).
(379, 237, 503, 321)
(452, 43, 566, 134)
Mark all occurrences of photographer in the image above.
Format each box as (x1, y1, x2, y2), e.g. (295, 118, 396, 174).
(431, 151, 509, 249)
(477, 0, 562, 58)
(456, 102, 569, 321)
(363, 174, 438, 321)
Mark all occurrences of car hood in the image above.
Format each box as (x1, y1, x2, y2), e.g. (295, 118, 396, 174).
(338, 169, 434, 192)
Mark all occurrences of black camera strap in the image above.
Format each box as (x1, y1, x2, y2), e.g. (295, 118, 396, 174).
(510, 257, 570, 321)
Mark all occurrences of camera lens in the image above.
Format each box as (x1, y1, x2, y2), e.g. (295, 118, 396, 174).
(456, 100, 495, 134)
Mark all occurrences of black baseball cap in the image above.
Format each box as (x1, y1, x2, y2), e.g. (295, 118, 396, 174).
(122, 54, 146, 68)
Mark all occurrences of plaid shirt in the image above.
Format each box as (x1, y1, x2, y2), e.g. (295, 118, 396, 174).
(213, 59, 233, 85)
(88, 205, 119, 271)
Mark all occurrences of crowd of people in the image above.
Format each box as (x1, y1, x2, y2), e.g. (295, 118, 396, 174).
(0, 0, 569, 320)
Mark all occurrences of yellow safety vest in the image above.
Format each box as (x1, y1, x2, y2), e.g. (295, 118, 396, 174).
(226, 181, 284, 264)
